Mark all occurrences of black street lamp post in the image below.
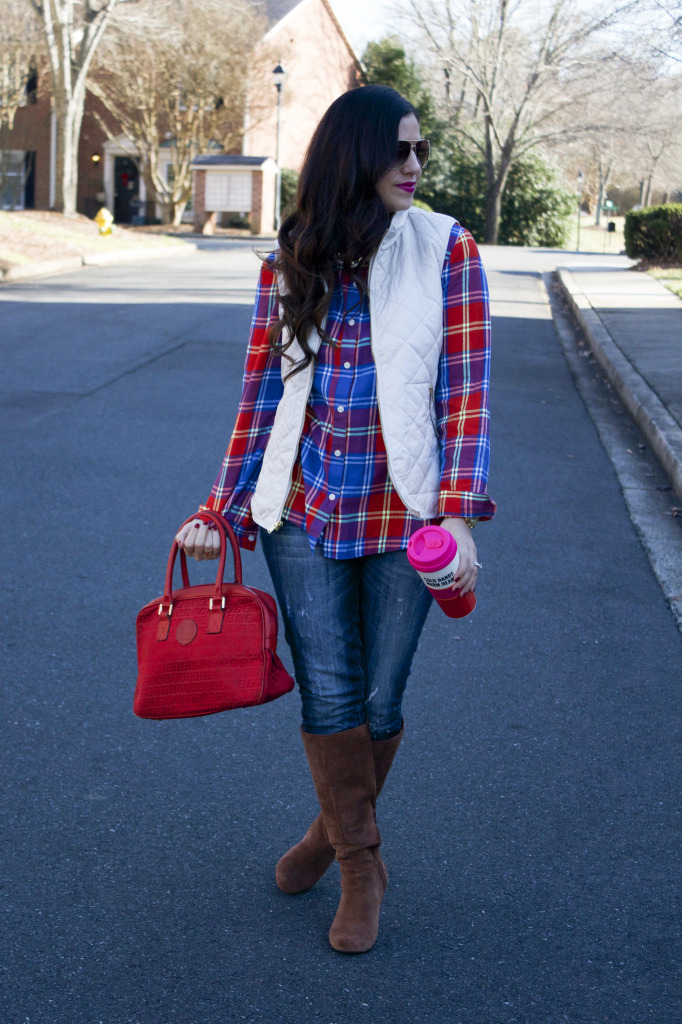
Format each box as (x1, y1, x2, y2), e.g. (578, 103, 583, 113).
(576, 170, 585, 252)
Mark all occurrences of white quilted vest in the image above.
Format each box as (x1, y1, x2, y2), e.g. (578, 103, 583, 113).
(251, 206, 455, 530)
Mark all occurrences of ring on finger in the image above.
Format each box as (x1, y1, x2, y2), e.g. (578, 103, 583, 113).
(474, 561, 483, 569)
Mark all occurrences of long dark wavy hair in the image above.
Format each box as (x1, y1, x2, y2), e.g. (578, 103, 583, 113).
(268, 86, 419, 377)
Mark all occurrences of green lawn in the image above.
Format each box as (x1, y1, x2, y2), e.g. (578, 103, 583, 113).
(648, 267, 682, 299)
(566, 214, 626, 254)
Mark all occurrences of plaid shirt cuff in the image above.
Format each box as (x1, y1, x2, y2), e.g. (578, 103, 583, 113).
(437, 491, 497, 521)
(198, 505, 259, 551)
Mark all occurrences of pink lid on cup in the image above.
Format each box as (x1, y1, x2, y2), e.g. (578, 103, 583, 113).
(407, 525, 458, 573)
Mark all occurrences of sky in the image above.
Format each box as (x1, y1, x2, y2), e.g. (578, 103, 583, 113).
(329, 0, 663, 62)
(330, 0, 396, 57)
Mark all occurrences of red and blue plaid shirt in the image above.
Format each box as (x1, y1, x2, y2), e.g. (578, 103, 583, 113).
(202, 221, 496, 558)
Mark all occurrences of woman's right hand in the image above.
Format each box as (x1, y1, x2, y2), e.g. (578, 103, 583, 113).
(175, 518, 221, 560)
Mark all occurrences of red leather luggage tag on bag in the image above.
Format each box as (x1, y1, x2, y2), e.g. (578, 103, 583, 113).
(207, 595, 225, 633)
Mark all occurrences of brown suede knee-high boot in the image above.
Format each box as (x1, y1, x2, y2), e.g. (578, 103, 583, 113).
(276, 721, 404, 895)
(300, 722, 388, 954)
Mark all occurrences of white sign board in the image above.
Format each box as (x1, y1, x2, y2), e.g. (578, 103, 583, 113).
(205, 171, 253, 212)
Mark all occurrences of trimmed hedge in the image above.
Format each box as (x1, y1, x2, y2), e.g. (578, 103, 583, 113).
(279, 168, 299, 219)
(624, 204, 682, 260)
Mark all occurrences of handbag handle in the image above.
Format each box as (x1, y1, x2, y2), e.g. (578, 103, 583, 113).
(161, 510, 243, 614)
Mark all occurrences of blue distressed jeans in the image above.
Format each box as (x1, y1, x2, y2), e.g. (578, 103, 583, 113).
(260, 522, 433, 739)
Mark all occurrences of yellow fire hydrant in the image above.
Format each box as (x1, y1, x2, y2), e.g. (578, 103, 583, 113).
(94, 207, 114, 235)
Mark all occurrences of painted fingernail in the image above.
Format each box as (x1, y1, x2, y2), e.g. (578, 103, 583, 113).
(194, 523, 200, 529)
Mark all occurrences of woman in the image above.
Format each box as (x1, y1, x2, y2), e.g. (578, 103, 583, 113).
(176, 86, 496, 954)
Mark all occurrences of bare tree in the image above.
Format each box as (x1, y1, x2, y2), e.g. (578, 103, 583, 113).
(562, 61, 650, 222)
(0, 1, 41, 130)
(89, 0, 267, 225)
(560, 56, 682, 225)
(651, 0, 682, 61)
(27, 0, 139, 215)
(630, 76, 682, 205)
(0, 0, 42, 208)
(405, 0, 640, 243)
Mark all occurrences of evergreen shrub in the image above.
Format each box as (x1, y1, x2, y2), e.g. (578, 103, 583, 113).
(419, 150, 573, 247)
(280, 169, 299, 219)
(500, 157, 574, 247)
(624, 204, 682, 261)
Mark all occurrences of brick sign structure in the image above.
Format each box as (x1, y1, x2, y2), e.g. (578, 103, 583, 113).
(192, 155, 277, 235)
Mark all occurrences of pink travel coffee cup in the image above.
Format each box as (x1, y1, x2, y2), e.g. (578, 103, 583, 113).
(407, 524, 476, 618)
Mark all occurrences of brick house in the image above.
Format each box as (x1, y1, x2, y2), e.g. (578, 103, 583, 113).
(1, 0, 360, 226)
(242, 0, 360, 171)
(192, 0, 361, 233)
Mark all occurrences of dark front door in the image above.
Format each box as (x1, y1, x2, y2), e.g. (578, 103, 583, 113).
(23, 152, 36, 209)
(114, 156, 139, 224)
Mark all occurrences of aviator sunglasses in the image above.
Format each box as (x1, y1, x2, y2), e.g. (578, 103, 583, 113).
(393, 139, 430, 168)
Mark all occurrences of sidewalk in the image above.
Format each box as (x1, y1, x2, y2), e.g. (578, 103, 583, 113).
(557, 265, 682, 505)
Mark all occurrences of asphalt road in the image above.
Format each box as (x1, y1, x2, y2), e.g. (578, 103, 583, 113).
(1, 241, 680, 1024)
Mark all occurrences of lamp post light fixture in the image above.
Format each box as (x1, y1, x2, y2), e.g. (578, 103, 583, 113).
(273, 63, 287, 230)
(576, 170, 585, 252)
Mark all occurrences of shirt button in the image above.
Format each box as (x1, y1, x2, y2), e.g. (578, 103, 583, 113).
(329, 493, 336, 501)
(334, 449, 341, 457)
(344, 361, 351, 369)
(248, 535, 255, 541)
(337, 405, 345, 412)
(348, 318, 356, 326)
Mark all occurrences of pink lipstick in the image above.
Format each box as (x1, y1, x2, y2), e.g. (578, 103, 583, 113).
(395, 182, 416, 193)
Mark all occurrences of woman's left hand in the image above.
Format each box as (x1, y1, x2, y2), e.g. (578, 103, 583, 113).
(440, 517, 479, 595)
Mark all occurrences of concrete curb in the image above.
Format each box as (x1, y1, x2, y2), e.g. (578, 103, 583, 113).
(1, 241, 196, 283)
(557, 267, 682, 505)
(2, 256, 84, 282)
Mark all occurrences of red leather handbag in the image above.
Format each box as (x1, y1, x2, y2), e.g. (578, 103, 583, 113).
(134, 510, 294, 719)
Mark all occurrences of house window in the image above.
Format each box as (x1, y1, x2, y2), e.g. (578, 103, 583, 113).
(1, 150, 27, 210)
(26, 61, 38, 105)
(205, 171, 252, 212)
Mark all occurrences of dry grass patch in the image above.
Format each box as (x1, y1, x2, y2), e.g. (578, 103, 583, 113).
(0, 210, 187, 270)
